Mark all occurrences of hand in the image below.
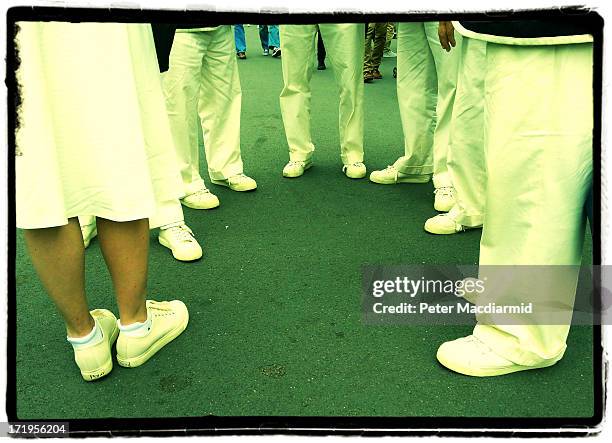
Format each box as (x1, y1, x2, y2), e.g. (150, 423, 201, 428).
(438, 21, 456, 52)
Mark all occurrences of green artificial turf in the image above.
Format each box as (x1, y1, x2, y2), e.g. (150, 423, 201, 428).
(14, 26, 596, 420)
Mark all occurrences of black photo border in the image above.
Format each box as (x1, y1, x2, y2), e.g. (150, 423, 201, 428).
(4, 5, 605, 437)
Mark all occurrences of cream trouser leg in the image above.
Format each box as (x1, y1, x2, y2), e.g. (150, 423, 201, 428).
(198, 26, 244, 181)
(162, 27, 243, 194)
(78, 196, 183, 230)
(393, 22, 461, 186)
(279, 24, 365, 165)
(473, 42, 593, 366)
(446, 37, 487, 227)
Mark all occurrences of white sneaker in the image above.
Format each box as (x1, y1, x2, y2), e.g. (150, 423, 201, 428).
(211, 173, 257, 192)
(72, 309, 119, 381)
(383, 49, 397, 58)
(81, 222, 97, 248)
(424, 212, 480, 235)
(434, 186, 456, 212)
(437, 335, 559, 377)
(181, 189, 220, 210)
(282, 160, 312, 178)
(342, 162, 367, 179)
(158, 224, 202, 262)
(116, 299, 189, 368)
(369, 165, 431, 184)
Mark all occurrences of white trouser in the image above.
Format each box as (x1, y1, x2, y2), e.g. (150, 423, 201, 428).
(473, 42, 593, 366)
(446, 37, 487, 227)
(279, 24, 365, 165)
(393, 22, 461, 188)
(162, 26, 244, 194)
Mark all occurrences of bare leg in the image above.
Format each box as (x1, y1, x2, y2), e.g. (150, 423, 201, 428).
(96, 217, 149, 325)
(23, 217, 94, 338)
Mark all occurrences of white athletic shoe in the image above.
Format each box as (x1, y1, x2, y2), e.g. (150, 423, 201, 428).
(424, 212, 481, 235)
(434, 186, 456, 212)
(342, 162, 367, 179)
(81, 222, 98, 249)
(437, 335, 560, 377)
(116, 300, 189, 368)
(72, 309, 119, 381)
(211, 173, 257, 192)
(282, 160, 312, 178)
(369, 165, 431, 184)
(181, 189, 220, 210)
(158, 224, 203, 262)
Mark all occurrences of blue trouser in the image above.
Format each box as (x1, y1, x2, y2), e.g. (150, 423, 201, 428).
(258, 25, 280, 49)
(234, 24, 246, 52)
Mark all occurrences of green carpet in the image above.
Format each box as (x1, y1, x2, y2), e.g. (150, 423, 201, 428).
(14, 26, 596, 420)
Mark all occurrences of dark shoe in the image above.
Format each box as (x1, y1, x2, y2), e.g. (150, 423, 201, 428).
(364, 71, 374, 83)
(237, 51, 246, 59)
(271, 47, 281, 58)
(317, 61, 326, 70)
(372, 69, 383, 80)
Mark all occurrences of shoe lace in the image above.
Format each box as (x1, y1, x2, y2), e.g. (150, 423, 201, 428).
(465, 336, 492, 356)
(287, 161, 305, 167)
(383, 165, 399, 180)
(147, 300, 175, 317)
(192, 189, 212, 198)
(228, 173, 250, 185)
(165, 225, 195, 243)
(434, 186, 454, 197)
(342, 162, 364, 172)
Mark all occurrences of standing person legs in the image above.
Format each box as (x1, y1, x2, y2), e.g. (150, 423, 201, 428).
(258, 25, 269, 54)
(199, 26, 257, 192)
(234, 24, 246, 58)
(383, 22, 396, 57)
(364, 23, 375, 82)
(319, 23, 366, 175)
(425, 37, 487, 235)
(370, 22, 435, 184)
(279, 24, 318, 177)
(426, 21, 462, 212)
(437, 42, 593, 376)
(162, 31, 221, 209)
(367, 23, 388, 79)
(268, 25, 281, 50)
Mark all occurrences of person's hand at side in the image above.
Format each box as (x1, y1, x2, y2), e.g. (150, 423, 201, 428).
(438, 21, 456, 52)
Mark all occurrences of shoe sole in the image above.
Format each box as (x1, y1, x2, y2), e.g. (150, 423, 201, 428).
(210, 179, 257, 192)
(424, 224, 482, 235)
(370, 175, 431, 185)
(344, 170, 367, 179)
(436, 352, 559, 377)
(283, 163, 312, 178)
(180, 199, 220, 210)
(116, 310, 189, 368)
(80, 324, 119, 382)
(158, 237, 203, 262)
(434, 202, 454, 212)
(424, 226, 459, 235)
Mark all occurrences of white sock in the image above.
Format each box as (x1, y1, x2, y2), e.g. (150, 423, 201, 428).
(118, 311, 152, 337)
(67, 320, 103, 349)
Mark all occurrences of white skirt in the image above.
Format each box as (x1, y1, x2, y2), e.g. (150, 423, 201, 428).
(15, 22, 183, 229)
